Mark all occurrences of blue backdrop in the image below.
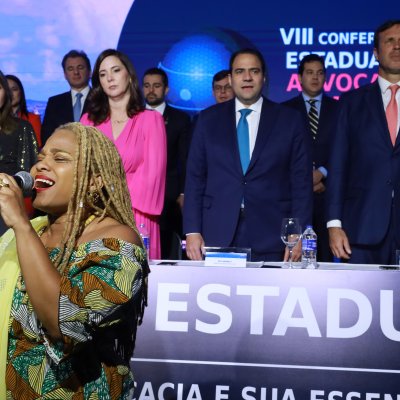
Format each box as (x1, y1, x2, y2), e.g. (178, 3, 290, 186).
(118, 0, 393, 112)
(0, 1, 394, 116)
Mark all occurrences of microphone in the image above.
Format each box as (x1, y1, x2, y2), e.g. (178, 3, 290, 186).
(13, 171, 34, 197)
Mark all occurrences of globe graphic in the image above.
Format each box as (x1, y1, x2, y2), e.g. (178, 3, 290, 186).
(159, 33, 236, 112)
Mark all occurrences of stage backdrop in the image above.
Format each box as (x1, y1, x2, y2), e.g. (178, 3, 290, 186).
(0, 1, 395, 118)
(119, 0, 394, 113)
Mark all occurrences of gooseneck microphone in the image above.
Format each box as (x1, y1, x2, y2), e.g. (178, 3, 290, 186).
(13, 171, 34, 197)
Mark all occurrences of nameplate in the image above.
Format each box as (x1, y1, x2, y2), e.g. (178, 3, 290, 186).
(204, 247, 249, 267)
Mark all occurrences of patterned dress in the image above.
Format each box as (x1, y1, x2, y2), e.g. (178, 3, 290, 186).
(6, 238, 148, 400)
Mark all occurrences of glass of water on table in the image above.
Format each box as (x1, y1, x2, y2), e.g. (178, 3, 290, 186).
(281, 218, 302, 268)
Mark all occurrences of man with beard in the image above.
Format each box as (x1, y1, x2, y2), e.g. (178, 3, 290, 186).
(327, 20, 400, 264)
(142, 68, 191, 258)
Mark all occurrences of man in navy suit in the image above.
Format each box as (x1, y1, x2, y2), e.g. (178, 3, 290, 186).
(327, 20, 400, 264)
(283, 54, 338, 262)
(142, 68, 191, 258)
(184, 48, 313, 262)
(41, 50, 91, 144)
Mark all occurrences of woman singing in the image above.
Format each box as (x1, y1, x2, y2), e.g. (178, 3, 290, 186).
(0, 123, 149, 399)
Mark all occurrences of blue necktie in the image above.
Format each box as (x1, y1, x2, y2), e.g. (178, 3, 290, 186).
(237, 108, 252, 173)
(73, 92, 83, 122)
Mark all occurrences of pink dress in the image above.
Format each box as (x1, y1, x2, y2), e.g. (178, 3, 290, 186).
(81, 110, 167, 259)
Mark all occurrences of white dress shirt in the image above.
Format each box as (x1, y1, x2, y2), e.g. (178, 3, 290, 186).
(146, 102, 166, 115)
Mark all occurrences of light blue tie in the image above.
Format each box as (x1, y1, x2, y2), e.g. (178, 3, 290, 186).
(237, 108, 252, 173)
(73, 92, 83, 122)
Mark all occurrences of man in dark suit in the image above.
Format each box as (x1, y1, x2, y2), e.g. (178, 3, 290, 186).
(283, 54, 338, 262)
(41, 50, 91, 144)
(327, 20, 400, 264)
(184, 48, 313, 262)
(142, 67, 191, 258)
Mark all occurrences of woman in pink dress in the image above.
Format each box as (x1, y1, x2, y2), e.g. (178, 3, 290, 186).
(81, 49, 166, 259)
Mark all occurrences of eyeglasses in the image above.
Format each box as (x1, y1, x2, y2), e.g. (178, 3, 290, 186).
(213, 84, 232, 92)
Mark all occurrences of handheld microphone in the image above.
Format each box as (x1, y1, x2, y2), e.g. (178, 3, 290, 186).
(13, 171, 34, 197)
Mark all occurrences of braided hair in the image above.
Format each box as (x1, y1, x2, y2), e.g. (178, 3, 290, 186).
(51, 122, 148, 322)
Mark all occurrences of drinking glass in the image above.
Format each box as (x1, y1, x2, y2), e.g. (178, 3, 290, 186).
(281, 218, 302, 268)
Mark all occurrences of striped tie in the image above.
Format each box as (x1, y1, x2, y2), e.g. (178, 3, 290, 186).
(307, 99, 319, 140)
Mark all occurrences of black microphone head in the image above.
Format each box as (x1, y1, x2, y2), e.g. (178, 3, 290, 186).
(14, 171, 34, 197)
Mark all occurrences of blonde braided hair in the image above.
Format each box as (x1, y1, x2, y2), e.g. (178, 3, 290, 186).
(52, 122, 139, 273)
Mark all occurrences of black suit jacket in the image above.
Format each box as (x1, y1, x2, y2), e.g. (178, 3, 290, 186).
(162, 104, 191, 202)
(282, 94, 338, 171)
(282, 94, 339, 261)
(41, 90, 90, 144)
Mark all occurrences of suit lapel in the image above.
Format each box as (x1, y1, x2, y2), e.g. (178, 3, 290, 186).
(247, 98, 277, 173)
(297, 94, 308, 116)
(366, 82, 393, 148)
(162, 104, 170, 124)
(319, 95, 328, 126)
(224, 100, 244, 175)
(317, 95, 331, 141)
(64, 92, 74, 121)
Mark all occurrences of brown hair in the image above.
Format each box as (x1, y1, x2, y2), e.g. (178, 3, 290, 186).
(86, 49, 144, 125)
(0, 70, 18, 134)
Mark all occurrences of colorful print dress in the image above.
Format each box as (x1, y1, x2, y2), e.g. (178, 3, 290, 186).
(6, 238, 147, 400)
